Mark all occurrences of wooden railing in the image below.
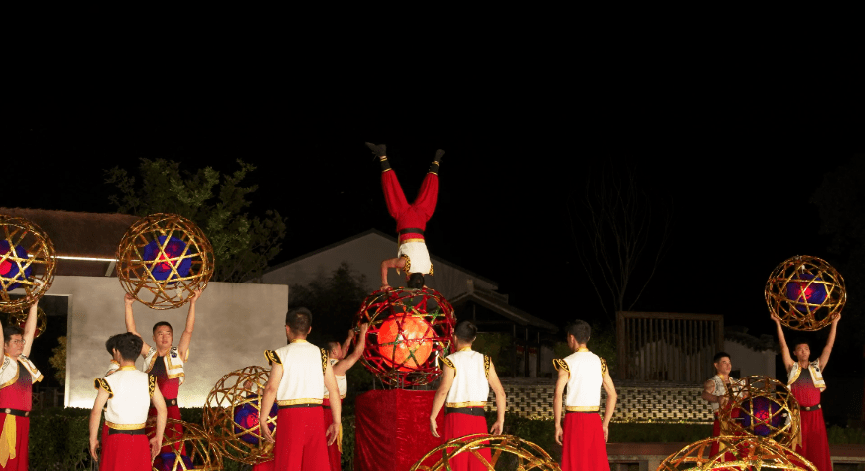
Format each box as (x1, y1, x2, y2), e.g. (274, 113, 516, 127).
(616, 311, 724, 383)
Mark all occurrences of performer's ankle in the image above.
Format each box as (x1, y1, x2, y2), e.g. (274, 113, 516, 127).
(380, 156, 391, 172)
(428, 160, 439, 174)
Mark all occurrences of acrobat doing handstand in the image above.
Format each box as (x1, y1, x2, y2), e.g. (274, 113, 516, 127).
(366, 142, 444, 291)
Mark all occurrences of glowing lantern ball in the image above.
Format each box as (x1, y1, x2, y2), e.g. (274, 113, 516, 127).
(0, 215, 56, 314)
(657, 435, 817, 471)
(719, 375, 800, 448)
(765, 255, 845, 331)
(202, 366, 276, 465)
(146, 419, 222, 471)
(116, 213, 214, 310)
(153, 452, 194, 471)
(356, 287, 456, 387)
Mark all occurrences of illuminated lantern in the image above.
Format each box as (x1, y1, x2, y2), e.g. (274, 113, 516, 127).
(356, 287, 456, 387)
(153, 451, 194, 471)
(738, 396, 782, 437)
(0, 241, 32, 291)
(657, 435, 816, 471)
(719, 375, 800, 448)
(0, 215, 56, 314)
(765, 255, 845, 331)
(143, 235, 193, 281)
(233, 393, 277, 445)
(784, 273, 827, 314)
(145, 419, 222, 470)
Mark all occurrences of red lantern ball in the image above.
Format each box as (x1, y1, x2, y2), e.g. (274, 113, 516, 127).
(377, 314, 435, 372)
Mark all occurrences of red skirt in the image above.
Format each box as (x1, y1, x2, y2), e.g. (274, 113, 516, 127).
(323, 399, 341, 471)
(147, 403, 183, 454)
(275, 406, 331, 471)
(561, 412, 608, 471)
(99, 433, 152, 471)
(795, 409, 832, 471)
(252, 459, 276, 471)
(443, 410, 492, 471)
(0, 414, 28, 471)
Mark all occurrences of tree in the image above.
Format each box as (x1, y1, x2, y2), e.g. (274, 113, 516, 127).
(567, 164, 672, 318)
(288, 262, 370, 342)
(105, 158, 287, 283)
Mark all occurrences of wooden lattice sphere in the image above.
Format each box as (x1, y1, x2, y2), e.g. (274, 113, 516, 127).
(765, 255, 845, 331)
(0, 215, 56, 313)
(148, 419, 223, 471)
(410, 434, 561, 471)
(116, 213, 214, 310)
(202, 366, 277, 465)
(7, 307, 47, 338)
(719, 376, 800, 448)
(355, 287, 456, 387)
(657, 435, 817, 471)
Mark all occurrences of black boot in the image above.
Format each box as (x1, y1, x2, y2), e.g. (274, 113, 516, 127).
(365, 142, 390, 171)
(429, 149, 444, 174)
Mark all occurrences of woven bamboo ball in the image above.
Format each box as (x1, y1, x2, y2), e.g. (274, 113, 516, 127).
(116, 213, 213, 310)
(718, 376, 800, 448)
(765, 255, 845, 331)
(410, 434, 561, 471)
(657, 435, 816, 471)
(0, 215, 56, 313)
(7, 307, 47, 338)
(147, 419, 223, 471)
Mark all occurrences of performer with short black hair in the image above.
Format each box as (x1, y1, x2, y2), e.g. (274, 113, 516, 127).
(702, 351, 743, 455)
(125, 289, 201, 453)
(322, 323, 368, 471)
(367, 142, 444, 291)
(260, 307, 342, 470)
(0, 299, 43, 470)
(553, 320, 617, 471)
(772, 312, 839, 471)
(89, 332, 168, 470)
(430, 321, 507, 470)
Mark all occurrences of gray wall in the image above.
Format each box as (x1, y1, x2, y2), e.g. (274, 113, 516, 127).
(723, 340, 776, 379)
(55, 276, 288, 408)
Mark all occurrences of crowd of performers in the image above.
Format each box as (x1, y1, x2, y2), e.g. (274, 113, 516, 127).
(0, 142, 843, 471)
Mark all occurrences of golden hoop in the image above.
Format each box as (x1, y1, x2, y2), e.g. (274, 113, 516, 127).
(410, 434, 561, 471)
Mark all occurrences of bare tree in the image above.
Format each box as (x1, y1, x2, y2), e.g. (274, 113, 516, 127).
(567, 164, 673, 318)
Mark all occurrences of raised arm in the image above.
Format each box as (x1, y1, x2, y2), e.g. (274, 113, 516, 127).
(553, 367, 568, 445)
(125, 294, 152, 357)
(817, 314, 840, 371)
(341, 328, 355, 357)
(334, 323, 368, 376)
(22, 298, 39, 357)
(429, 363, 454, 438)
(486, 360, 507, 435)
(772, 313, 795, 372)
(380, 258, 406, 290)
(177, 289, 200, 361)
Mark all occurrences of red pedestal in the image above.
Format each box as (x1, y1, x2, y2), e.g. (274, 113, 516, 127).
(355, 389, 445, 471)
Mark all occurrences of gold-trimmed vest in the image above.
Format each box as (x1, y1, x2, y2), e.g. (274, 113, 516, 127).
(323, 358, 347, 399)
(265, 340, 327, 405)
(553, 350, 605, 409)
(143, 346, 186, 386)
(708, 375, 742, 411)
(787, 360, 826, 392)
(0, 354, 43, 390)
(95, 367, 154, 427)
(443, 349, 490, 408)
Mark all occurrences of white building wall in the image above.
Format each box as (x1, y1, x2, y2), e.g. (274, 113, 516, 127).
(54, 276, 288, 408)
(723, 340, 776, 379)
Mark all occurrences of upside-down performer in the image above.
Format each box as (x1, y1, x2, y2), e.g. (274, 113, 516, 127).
(0, 300, 42, 470)
(553, 320, 617, 471)
(430, 321, 507, 471)
(125, 289, 201, 454)
(260, 307, 342, 471)
(773, 312, 839, 471)
(366, 142, 444, 290)
(322, 323, 368, 471)
(89, 333, 168, 470)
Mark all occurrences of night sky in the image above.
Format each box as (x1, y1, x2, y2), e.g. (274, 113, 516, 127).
(6, 86, 864, 349)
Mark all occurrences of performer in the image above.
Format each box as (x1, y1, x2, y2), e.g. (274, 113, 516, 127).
(0, 299, 42, 470)
(701, 352, 744, 456)
(366, 142, 444, 290)
(430, 321, 506, 470)
(322, 323, 369, 471)
(125, 289, 201, 453)
(260, 307, 342, 471)
(553, 320, 617, 471)
(773, 312, 839, 471)
(89, 333, 167, 470)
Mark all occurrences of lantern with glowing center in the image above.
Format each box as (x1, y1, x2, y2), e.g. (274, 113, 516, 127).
(356, 287, 456, 387)
(145, 419, 222, 471)
(765, 255, 845, 331)
(719, 376, 800, 448)
(657, 435, 816, 471)
(116, 213, 213, 310)
(0, 215, 56, 314)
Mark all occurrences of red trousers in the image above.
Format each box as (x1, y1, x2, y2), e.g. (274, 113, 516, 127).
(795, 409, 832, 471)
(0, 414, 28, 471)
(147, 404, 183, 454)
(252, 460, 276, 471)
(561, 412, 609, 471)
(381, 169, 438, 238)
(275, 407, 330, 471)
(323, 401, 341, 471)
(443, 410, 492, 471)
(99, 433, 152, 471)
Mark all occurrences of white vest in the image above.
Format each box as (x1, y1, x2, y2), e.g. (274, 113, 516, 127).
(0, 354, 43, 389)
(266, 340, 326, 405)
(143, 346, 186, 386)
(323, 358, 347, 399)
(397, 241, 433, 275)
(442, 349, 490, 407)
(787, 360, 826, 392)
(554, 349, 605, 410)
(96, 367, 153, 427)
(105, 360, 120, 377)
(708, 375, 742, 411)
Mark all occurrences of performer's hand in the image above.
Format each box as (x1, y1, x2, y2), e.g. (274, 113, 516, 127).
(124, 293, 136, 306)
(262, 423, 275, 444)
(149, 436, 162, 460)
(430, 417, 440, 438)
(831, 313, 841, 325)
(489, 419, 504, 435)
(603, 424, 609, 442)
(434, 149, 444, 162)
(89, 437, 99, 461)
(365, 142, 387, 158)
(770, 313, 781, 324)
(326, 423, 340, 446)
(359, 323, 369, 336)
(189, 288, 202, 303)
(554, 425, 563, 445)
(380, 283, 392, 291)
